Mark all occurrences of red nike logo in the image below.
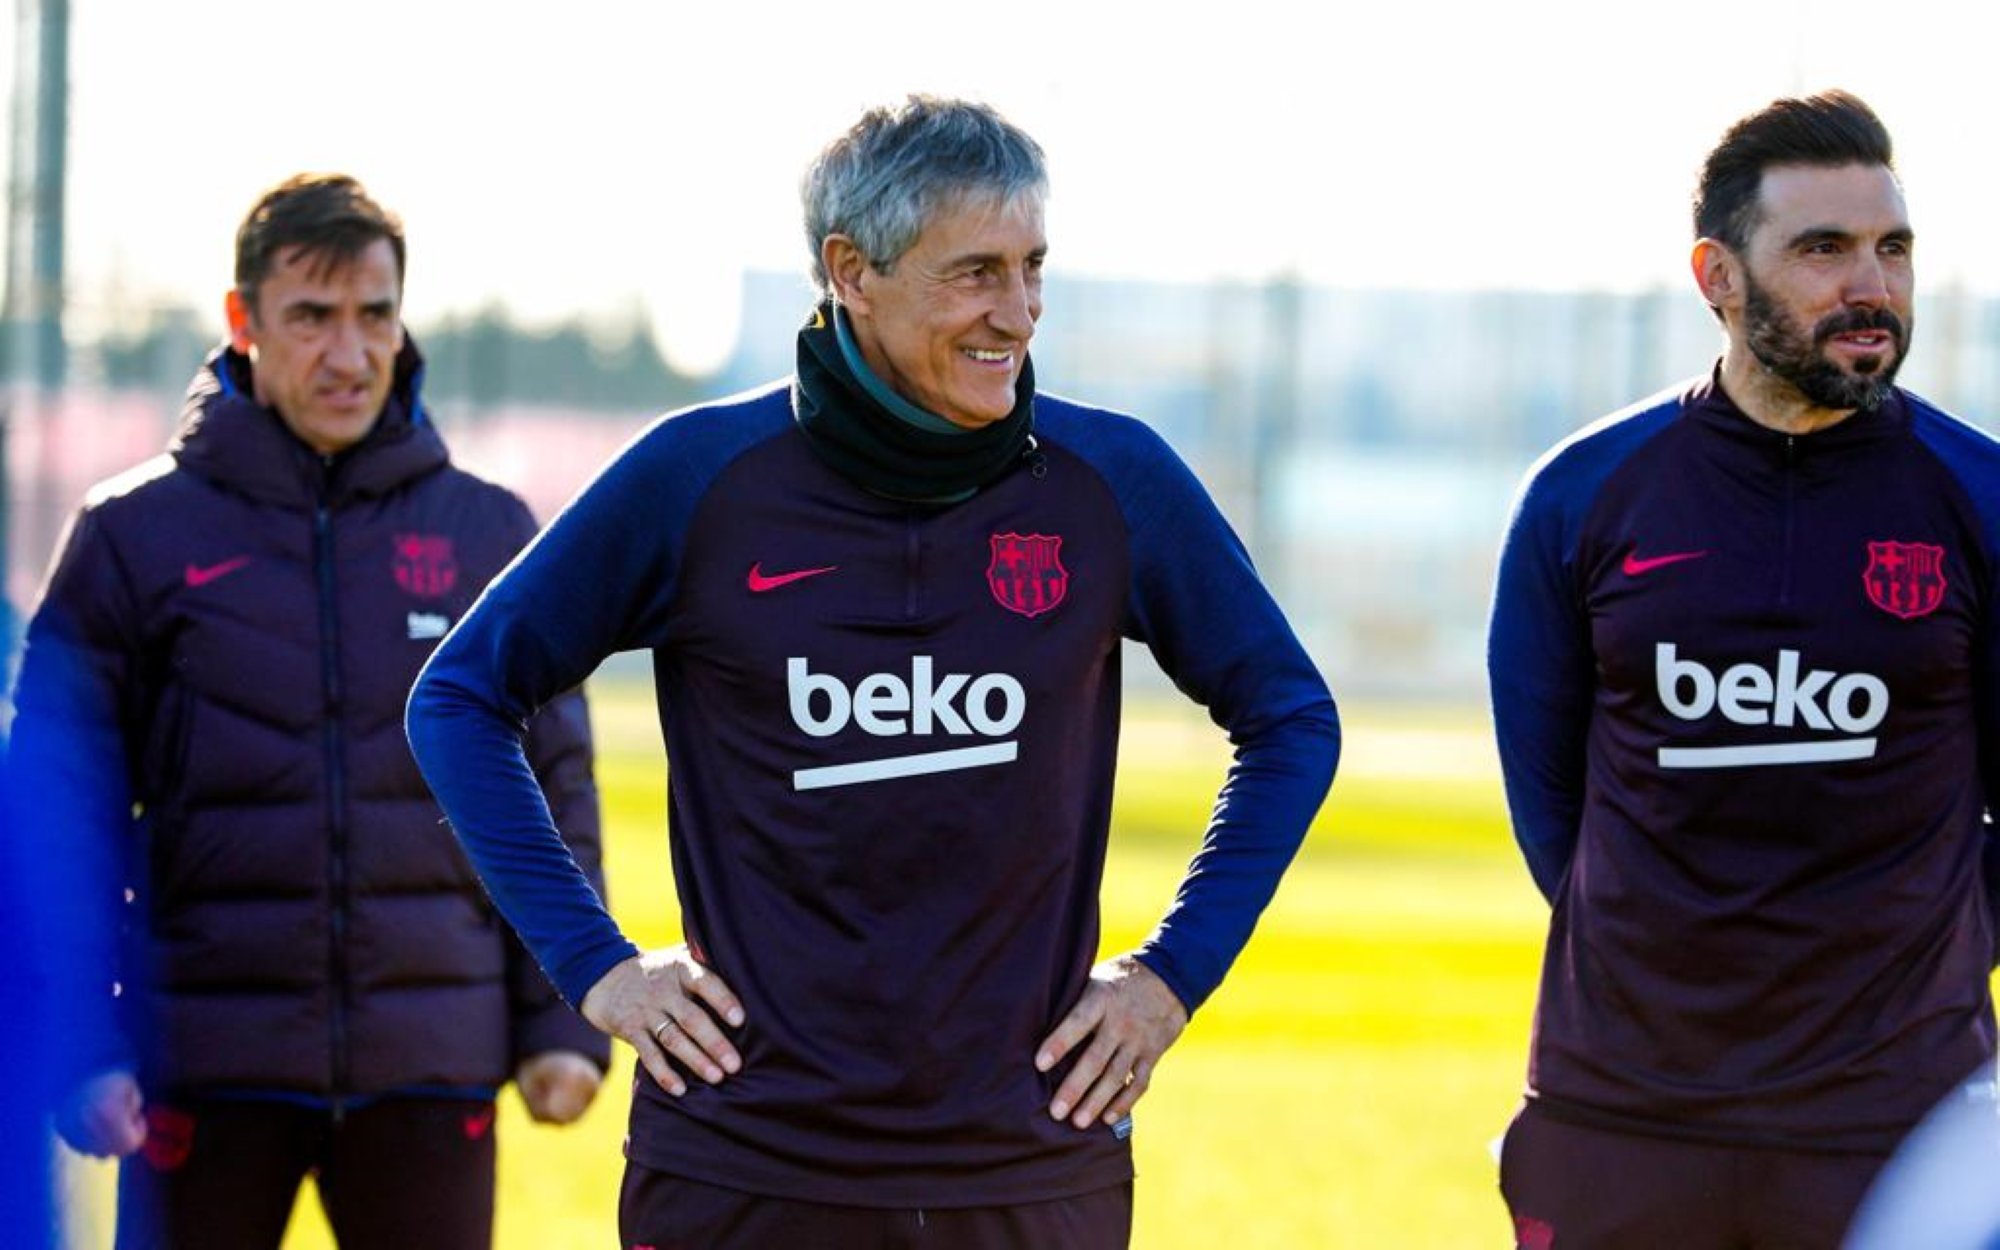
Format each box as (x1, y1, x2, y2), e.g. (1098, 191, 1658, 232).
(462, 1107, 495, 1140)
(747, 562, 838, 593)
(184, 556, 252, 587)
(1622, 549, 1708, 576)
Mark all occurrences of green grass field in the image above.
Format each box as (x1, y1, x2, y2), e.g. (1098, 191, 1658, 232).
(59, 684, 1550, 1247)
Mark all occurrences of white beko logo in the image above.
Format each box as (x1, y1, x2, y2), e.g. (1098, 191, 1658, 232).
(407, 611, 451, 640)
(787, 656, 1024, 790)
(1654, 643, 1888, 769)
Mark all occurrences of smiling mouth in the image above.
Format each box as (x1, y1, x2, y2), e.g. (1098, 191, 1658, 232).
(962, 348, 1012, 364)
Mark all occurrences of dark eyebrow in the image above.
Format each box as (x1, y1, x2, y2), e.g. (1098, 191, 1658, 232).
(285, 299, 334, 317)
(362, 298, 397, 316)
(1785, 225, 1914, 250)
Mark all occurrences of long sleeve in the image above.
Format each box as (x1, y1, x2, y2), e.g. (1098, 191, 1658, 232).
(1077, 416, 1339, 1014)
(409, 406, 766, 1007)
(1916, 408, 2000, 970)
(1487, 461, 1594, 903)
(1977, 566, 2000, 971)
(1980, 590, 2000, 970)
(472, 493, 619, 1065)
(505, 685, 614, 1065)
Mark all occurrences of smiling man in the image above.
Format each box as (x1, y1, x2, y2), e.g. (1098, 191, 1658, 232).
(8, 174, 607, 1249)
(1488, 92, 2000, 1249)
(408, 96, 1339, 1249)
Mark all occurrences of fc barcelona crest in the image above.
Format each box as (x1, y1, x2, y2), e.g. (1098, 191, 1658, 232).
(988, 533, 1067, 618)
(393, 533, 458, 600)
(1862, 540, 1947, 620)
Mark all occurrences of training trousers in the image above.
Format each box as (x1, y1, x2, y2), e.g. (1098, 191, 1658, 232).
(1498, 1098, 1893, 1250)
(620, 1164, 1134, 1249)
(114, 1095, 497, 1250)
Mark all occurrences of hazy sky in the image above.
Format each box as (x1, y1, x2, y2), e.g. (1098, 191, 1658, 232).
(23, 0, 2000, 369)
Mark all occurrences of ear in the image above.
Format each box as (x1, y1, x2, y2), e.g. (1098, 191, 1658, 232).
(822, 234, 873, 313)
(1691, 238, 1739, 315)
(224, 288, 256, 354)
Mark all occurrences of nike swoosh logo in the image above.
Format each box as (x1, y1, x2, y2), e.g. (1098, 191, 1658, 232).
(1622, 549, 1709, 576)
(747, 562, 839, 593)
(184, 556, 253, 587)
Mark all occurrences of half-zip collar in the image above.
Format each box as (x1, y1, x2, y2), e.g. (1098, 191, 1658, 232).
(1684, 363, 1906, 453)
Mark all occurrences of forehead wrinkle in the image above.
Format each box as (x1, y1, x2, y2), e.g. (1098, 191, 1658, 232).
(915, 228, 1047, 278)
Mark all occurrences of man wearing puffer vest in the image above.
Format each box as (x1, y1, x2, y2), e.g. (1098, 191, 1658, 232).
(7, 173, 608, 1250)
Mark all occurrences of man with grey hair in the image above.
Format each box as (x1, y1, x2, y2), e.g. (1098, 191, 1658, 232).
(410, 95, 1338, 1247)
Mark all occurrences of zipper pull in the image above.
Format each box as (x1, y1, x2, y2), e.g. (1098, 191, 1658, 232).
(1023, 434, 1048, 479)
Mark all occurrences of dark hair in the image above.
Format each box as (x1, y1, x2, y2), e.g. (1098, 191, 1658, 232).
(234, 173, 405, 308)
(1694, 91, 1894, 250)
(801, 95, 1047, 299)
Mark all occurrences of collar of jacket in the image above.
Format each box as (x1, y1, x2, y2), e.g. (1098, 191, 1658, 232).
(790, 300, 1036, 503)
(169, 336, 448, 508)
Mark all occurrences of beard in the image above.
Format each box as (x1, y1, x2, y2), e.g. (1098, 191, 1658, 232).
(1743, 272, 1910, 412)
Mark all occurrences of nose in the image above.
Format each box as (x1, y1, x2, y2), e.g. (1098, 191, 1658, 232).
(989, 269, 1039, 341)
(324, 316, 369, 374)
(1844, 253, 1890, 307)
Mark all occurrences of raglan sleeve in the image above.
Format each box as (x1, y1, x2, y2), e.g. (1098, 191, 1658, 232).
(1486, 454, 1593, 903)
(1106, 424, 1340, 1015)
(6, 505, 147, 1086)
(408, 430, 685, 1008)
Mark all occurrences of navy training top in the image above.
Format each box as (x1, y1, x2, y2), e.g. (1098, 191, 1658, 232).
(408, 382, 1338, 1205)
(1490, 371, 2000, 1151)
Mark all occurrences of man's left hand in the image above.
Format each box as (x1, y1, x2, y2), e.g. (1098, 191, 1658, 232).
(1036, 953, 1188, 1130)
(515, 1049, 603, 1124)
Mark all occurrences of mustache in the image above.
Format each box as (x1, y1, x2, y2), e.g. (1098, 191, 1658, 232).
(1814, 307, 1905, 343)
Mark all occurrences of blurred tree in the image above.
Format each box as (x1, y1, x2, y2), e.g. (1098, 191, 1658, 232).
(420, 305, 709, 413)
(96, 306, 212, 393)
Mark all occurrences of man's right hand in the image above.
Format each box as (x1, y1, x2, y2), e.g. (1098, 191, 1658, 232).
(579, 947, 746, 1098)
(57, 1070, 147, 1158)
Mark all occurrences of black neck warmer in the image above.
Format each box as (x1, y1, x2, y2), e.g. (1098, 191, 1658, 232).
(792, 301, 1035, 502)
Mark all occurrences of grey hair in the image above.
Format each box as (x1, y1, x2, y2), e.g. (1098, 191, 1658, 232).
(802, 95, 1048, 299)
